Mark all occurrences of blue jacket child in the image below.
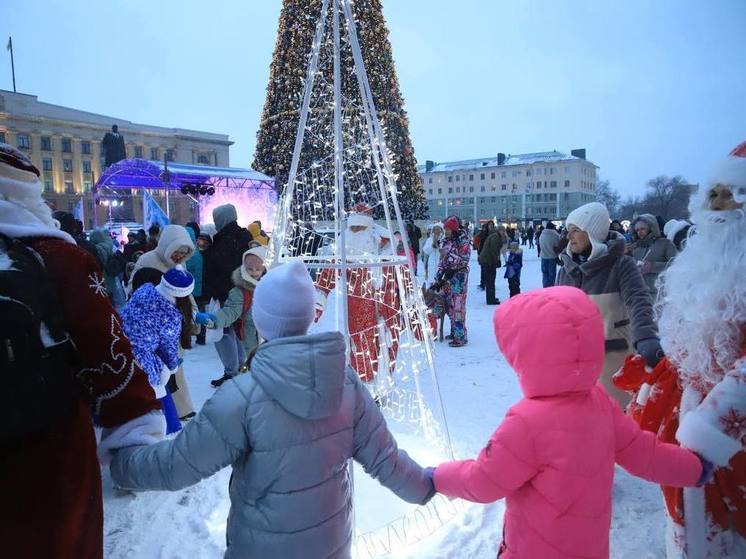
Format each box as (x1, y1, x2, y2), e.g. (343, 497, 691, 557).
(504, 242, 523, 297)
(120, 267, 195, 433)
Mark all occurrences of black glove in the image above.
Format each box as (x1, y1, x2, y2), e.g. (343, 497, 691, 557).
(636, 337, 664, 369)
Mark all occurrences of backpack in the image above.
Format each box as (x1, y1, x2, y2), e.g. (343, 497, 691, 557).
(104, 249, 127, 277)
(0, 234, 79, 444)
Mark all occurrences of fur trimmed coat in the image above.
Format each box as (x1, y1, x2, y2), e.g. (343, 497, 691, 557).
(0, 233, 161, 559)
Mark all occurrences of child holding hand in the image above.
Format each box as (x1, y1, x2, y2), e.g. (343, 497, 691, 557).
(430, 286, 711, 558)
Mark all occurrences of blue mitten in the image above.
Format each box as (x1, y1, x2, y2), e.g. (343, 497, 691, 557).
(636, 337, 664, 369)
(195, 312, 216, 326)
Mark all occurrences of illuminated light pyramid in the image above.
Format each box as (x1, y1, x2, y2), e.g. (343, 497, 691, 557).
(264, 0, 458, 555)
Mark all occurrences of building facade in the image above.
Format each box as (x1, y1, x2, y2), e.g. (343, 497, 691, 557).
(0, 89, 232, 225)
(419, 149, 599, 226)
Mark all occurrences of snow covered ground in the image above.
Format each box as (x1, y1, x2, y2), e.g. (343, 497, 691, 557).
(103, 248, 669, 558)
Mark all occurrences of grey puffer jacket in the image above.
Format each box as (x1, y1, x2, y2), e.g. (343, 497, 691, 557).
(630, 214, 677, 294)
(111, 332, 433, 559)
(557, 236, 657, 353)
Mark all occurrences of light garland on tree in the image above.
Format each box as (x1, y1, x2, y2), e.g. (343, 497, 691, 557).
(262, 0, 458, 555)
(254, 0, 428, 220)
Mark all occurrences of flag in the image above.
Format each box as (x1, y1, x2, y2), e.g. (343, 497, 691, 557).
(142, 191, 170, 231)
(73, 197, 85, 224)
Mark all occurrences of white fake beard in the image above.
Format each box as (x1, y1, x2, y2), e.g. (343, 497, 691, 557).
(345, 228, 379, 257)
(656, 206, 746, 387)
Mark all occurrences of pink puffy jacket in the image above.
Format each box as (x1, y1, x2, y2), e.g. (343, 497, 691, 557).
(434, 286, 702, 558)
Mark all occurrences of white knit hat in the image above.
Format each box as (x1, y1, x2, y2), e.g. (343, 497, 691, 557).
(252, 259, 315, 341)
(565, 202, 610, 242)
(709, 140, 746, 203)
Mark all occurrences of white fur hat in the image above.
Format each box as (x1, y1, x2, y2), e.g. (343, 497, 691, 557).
(565, 202, 610, 242)
(709, 140, 746, 204)
(348, 213, 374, 229)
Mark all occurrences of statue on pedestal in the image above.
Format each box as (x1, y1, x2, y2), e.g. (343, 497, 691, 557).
(101, 124, 127, 168)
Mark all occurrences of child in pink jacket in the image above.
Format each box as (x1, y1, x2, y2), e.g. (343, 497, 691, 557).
(431, 286, 710, 559)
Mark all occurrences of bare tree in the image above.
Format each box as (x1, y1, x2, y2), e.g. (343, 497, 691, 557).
(595, 179, 621, 217)
(643, 175, 691, 220)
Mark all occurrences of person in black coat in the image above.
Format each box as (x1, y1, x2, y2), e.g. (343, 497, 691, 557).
(203, 203, 253, 304)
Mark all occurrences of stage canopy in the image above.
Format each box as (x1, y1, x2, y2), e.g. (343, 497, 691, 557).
(96, 158, 275, 191)
(96, 158, 278, 228)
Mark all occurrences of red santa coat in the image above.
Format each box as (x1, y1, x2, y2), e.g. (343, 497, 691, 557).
(1, 238, 160, 559)
(615, 345, 746, 555)
(316, 264, 400, 382)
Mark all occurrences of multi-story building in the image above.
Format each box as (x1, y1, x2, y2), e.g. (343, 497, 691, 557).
(0, 88, 232, 224)
(419, 149, 599, 226)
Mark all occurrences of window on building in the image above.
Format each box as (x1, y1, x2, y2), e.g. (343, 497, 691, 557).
(550, 168, 555, 175)
(82, 160, 92, 173)
(480, 185, 485, 192)
(455, 175, 460, 182)
(41, 136, 52, 151)
(64, 180, 74, 194)
(61, 138, 72, 153)
(550, 181, 557, 188)
(150, 147, 159, 160)
(469, 187, 474, 193)
(42, 158, 53, 172)
(63, 159, 73, 173)
(448, 176, 453, 183)
(165, 149, 175, 162)
(81, 141, 91, 155)
(133, 146, 143, 158)
(17, 134, 30, 149)
(469, 174, 474, 181)
(526, 169, 532, 176)
(480, 173, 485, 180)
(501, 184, 507, 191)
(197, 154, 210, 165)
(83, 181, 92, 192)
(491, 185, 496, 192)
(491, 197, 496, 203)
(437, 188, 442, 194)
(43, 178, 53, 193)
(0, 132, 5, 144)
(491, 172, 495, 179)
(564, 180, 570, 187)
(448, 187, 452, 194)
(428, 177, 433, 184)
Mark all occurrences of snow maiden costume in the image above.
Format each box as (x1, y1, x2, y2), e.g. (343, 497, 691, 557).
(120, 267, 195, 434)
(111, 260, 434, 559)
(0, 142, 163, 559)
(615, 141, 746, 558)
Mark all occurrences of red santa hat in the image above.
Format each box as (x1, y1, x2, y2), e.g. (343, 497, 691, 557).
(348, 203, 374, 229)
(709, 140, 746, 204)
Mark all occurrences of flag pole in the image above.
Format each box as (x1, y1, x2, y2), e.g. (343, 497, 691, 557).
(7, 37, 16, 93)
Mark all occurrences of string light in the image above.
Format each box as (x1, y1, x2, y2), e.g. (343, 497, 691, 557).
(263, 1, 457, 556)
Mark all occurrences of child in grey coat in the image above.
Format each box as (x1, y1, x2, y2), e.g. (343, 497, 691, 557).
(111, 259, 434, 559)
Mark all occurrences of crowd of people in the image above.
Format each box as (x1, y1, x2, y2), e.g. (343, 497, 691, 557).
(1, 137, 744, 558)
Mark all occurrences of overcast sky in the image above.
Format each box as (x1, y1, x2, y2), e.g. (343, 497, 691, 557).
(2, 0, 744, 197)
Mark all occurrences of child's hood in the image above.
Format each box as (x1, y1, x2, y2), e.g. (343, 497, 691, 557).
(493, 286, 605, 398)
(250, 331, 347, 420)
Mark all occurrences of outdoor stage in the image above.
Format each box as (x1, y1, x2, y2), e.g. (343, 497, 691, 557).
(93, 158, 278, 228)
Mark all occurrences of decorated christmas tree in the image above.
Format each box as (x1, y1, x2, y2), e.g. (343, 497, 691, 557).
(264, 0, 456, 554)
(254, 0, 428, 220)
